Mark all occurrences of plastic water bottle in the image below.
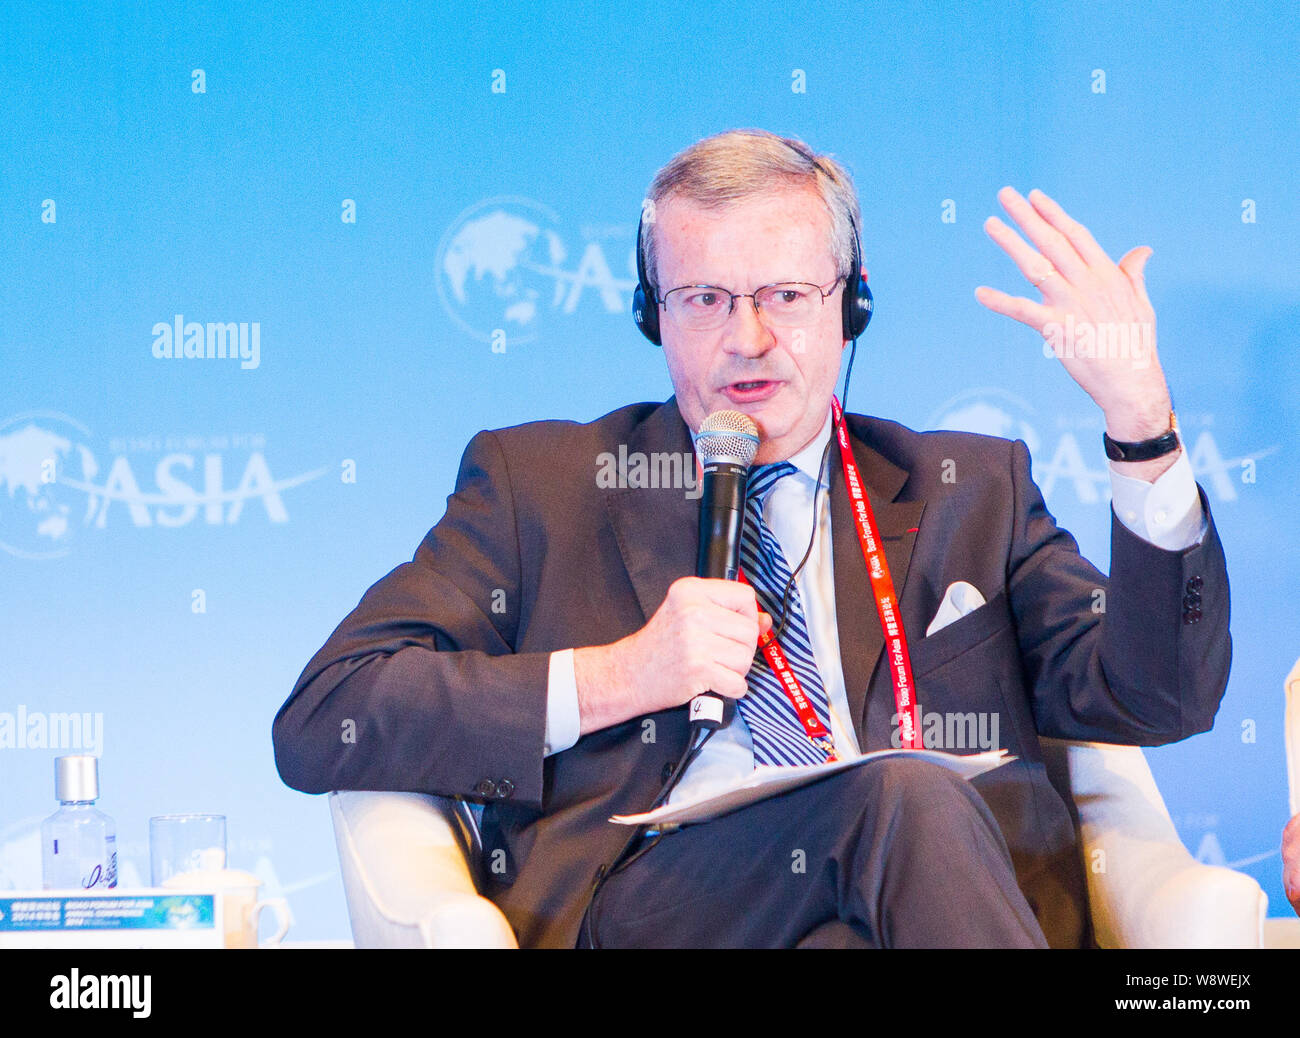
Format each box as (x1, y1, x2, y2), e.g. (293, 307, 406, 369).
(41, 755, 117, 889)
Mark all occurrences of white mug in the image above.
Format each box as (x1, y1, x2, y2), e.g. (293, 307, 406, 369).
(163, 868, 291, 948)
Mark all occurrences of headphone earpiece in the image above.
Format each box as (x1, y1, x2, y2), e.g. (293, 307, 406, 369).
(632, 216, 662, 346)
(841, 220, 873, 341)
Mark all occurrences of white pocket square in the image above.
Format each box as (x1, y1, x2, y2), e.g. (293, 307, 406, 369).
(926, 581, 987, 637)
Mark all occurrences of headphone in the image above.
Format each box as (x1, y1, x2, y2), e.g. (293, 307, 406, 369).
(631, 149, 873, 346)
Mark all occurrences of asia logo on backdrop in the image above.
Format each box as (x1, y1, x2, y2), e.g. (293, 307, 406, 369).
(0, 411, 326, 559)
(435, 196, 637, 345)
(928, 388, 1276, 507)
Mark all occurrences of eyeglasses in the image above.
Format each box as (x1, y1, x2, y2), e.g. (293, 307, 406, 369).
(658, 277, 845, 331)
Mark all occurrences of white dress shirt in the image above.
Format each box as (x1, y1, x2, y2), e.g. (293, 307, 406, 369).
(541, 410, 1206, 807)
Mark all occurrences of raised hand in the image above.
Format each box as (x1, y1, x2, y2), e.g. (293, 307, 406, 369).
(976, 187, 1177, 476)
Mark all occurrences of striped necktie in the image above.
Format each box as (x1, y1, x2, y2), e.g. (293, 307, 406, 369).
(737, 462, 835, 766)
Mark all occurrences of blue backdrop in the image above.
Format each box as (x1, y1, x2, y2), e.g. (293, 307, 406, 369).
(2, 0, 1296, 940)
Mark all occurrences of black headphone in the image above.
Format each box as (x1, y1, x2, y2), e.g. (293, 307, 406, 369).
(631, 151, 873, 346)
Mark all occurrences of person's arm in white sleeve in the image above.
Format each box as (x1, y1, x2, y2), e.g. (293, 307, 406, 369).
(1108, 447, 1206, 551)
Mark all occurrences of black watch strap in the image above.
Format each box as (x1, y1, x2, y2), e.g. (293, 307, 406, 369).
(1103, 415, 1180, 462)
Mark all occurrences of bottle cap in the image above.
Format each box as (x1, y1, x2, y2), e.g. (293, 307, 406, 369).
(54, 755, 100, 802)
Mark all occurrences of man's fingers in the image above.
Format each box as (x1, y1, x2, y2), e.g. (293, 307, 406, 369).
(707, 630, 760, 676)
(1027, 188, 1113, 271)
(1117, 246, 1154, 309)
(705, 662, 749, 700)
(974, 285, 1053, 332)
(983, 214, 1064, 291)
(997, 186, 1089, 284)
(1028, 187, 1139, 313)
(700, 607, 764, 653)
(690, 576, 760, 615)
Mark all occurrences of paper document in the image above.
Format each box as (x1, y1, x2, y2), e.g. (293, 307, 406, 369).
(612, 748, 1014, 827)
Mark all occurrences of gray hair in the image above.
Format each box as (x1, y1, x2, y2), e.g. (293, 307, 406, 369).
(641, 128, 861, 298)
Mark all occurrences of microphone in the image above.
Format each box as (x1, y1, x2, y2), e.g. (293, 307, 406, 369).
(689, 410, 760, 730)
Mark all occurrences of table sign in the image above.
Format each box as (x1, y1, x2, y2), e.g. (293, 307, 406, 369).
(0, 889, 223, 948)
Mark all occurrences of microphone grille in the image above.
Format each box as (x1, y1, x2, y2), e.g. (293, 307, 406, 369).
(697, 410, 760, 467)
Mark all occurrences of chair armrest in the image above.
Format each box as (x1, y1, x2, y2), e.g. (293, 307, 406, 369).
(1041, 739, 1266, 948)
(328, 790, 517, 948)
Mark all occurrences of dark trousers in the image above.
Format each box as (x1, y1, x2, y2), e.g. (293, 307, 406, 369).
(583, 756, 1049, 948)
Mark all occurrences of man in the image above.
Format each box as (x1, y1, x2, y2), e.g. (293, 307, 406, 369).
(273, 129, 1230, 948)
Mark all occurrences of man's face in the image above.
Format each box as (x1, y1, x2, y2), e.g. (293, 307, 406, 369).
(653, 185, 852, 464)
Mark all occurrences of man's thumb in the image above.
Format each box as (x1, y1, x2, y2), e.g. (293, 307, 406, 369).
(1119, 246, 1153, 284)
(1119, 246, 1154, 306)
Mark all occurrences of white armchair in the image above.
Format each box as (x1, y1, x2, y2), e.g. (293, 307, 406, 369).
(329, 740, 1269, 948)
(329, 790, 515, 948)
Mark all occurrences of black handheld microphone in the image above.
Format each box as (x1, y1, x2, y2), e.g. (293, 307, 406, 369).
(689, 410, 760, 731)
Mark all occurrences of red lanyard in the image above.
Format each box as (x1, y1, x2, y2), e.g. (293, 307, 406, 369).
(829, 396, 920, 750)
(739, 568, 840, 762)
(702, 398, 921, 758)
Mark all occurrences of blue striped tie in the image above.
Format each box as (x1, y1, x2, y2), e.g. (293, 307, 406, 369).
(737, 462, 835, 766)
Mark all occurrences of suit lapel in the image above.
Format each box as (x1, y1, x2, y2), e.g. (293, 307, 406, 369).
(601, 398, 698, 624)
(831, 415, 925, 741)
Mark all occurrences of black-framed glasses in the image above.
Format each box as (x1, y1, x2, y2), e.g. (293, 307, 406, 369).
(659, 277, 845, 331)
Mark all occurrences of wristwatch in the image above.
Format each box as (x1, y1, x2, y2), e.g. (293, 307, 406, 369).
(1102, 411, 1180, 462)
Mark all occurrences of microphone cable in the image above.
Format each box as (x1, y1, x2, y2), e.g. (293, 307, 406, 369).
(768, 332, 859, 646)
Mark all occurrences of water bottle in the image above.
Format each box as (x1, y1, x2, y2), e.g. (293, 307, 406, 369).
(41, 755, 117, 889)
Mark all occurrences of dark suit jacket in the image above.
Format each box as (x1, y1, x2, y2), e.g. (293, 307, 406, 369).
(272, 398, 1231, 948)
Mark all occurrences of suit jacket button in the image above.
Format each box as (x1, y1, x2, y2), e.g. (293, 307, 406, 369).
(475, 778, 497, 798)
(496, 779, 515, 799)
(1187, 575, 1203, 592)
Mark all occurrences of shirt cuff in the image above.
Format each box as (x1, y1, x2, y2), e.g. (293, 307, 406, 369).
(1108, 447, 1207, 551)
(544, 649, 582, 756)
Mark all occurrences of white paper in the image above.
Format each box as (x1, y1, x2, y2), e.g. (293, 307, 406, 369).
(612, 747, 1014, 827)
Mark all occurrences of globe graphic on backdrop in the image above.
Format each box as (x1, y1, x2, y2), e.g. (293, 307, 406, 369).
(436, 197, 568, 344)
(929, 390, 1041, 461)
(0, 412, 100, 559)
